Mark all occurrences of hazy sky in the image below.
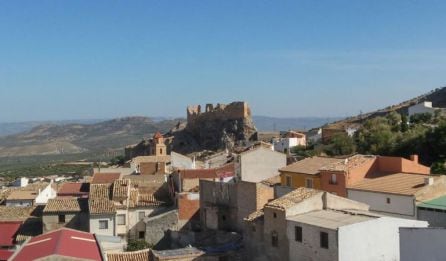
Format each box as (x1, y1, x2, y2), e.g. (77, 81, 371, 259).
(1, 1, 446, 122)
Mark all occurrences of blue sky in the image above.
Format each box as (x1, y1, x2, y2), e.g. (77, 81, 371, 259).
(1, 1, 446, 122)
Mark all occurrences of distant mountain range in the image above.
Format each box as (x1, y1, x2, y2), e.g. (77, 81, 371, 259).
(0, 117, 183, 157)
(252, 116, 342, 132)
(0, 116, 341, 138)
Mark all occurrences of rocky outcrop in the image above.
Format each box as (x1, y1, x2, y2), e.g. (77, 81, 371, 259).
(171, 102, 257, 153)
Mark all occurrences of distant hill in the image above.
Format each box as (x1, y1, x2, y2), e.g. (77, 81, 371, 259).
(0, 117, 184, 157)
(0, 119, 104, 137)
(252, 116, 342, 132)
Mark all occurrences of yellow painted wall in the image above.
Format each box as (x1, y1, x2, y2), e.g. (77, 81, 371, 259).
(280, 171, 321, 189)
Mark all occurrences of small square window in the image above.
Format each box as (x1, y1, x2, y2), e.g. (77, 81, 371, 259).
(99, 220, 108, 230)
(58, 214, 65, 224)
(138, 231, 145, 239)
(273, 212, 277, 218)
(386, 198, 391, 204)
(320, 232, 329, 249)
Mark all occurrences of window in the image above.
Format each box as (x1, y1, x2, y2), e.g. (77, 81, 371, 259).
(386, 197, 391, 204)
(160, 148, 163, 155)
(285, 176, 292, 187)
(99, 220, 108, 230)
(273, 212, 277, 218)
(295, 226, 302, 242)
(222, 215, 226, 221)
(320, 232, 329, 249)
(305, 179, 313, 188)
(58, 214, 66, 223)
(271, 231, 278, 247)
(138, 231, 145, 239)
(138, 211, 145, 221)
(117, 214, 126, 225)
(330, 174, 337, 185)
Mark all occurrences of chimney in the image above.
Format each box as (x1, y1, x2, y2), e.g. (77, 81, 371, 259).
(424, 177, 434, 186)
(410, 154, 419, 163)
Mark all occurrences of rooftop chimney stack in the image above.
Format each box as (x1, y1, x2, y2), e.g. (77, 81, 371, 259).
(424, 177, 434, 186)
(410, 154, 419, 163)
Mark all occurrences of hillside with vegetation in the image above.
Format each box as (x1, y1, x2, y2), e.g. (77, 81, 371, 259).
(295, 111, 446, 173)
(326, 86, 446, 129)
(0, 117, 184, 157)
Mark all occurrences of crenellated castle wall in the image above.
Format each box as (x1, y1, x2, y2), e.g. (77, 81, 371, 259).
(186, 101, 251, 124)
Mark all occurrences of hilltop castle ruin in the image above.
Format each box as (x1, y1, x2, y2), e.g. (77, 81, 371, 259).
(186, 102, 251, 124)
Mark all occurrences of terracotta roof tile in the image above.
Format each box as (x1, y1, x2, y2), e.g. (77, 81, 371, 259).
(348, 173, 434, 195)
(91, 172, 121, 184)
(179, 163, 235, 179)
(7, 190, 38, 201)
(266, 187, 321, 210)
(279, 157, 344, 175)
(320, 154, 376, 172)
(107, 249, 151, 261)
(90, 184, 111, 199)
(153, 132, 163, 139)
(0, 206, 35, 221)
(244, 209, 264, 222)
(43, 198, 84, 213)
(112, 179, 130, 200)
(88, 198, 116, 214)
(57, 182, 89, 197)
(132, 155, 171, 164)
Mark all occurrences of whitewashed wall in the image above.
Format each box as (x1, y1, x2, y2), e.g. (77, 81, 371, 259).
(338, 217, 427, 261)
(347, 189, 416, 218)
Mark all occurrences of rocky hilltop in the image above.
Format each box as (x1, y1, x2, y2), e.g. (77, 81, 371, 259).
(169, 102, 257, 153)
(124, 102, 257, 157)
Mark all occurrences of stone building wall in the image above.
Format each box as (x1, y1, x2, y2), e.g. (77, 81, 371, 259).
(186, 102, 250, 124)
(42, 212, 89, 233)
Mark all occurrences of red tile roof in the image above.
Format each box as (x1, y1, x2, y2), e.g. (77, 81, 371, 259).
(153, 132, 163, 139)
(0, 249, 14, 261)
(11, 228, 102, 261)
(57, 182, 89, 197)
(179, 163, 235, 179)
(0, 221, 22, 247)
(91, 173, 121, 184)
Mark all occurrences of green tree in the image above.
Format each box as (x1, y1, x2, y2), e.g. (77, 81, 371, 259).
(110, 155, 126, 166)
(431, 161, 446, 174)
(126, 240, 149, 252)
(355, 117, 398, 155)
(325, 133, 356, 156)
(386, 111, 402, 132)
(410, 113, 433, 124)
(400, 114, 409, 132)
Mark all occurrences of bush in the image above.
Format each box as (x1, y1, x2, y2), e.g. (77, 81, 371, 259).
(126, 239, 149, 252)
